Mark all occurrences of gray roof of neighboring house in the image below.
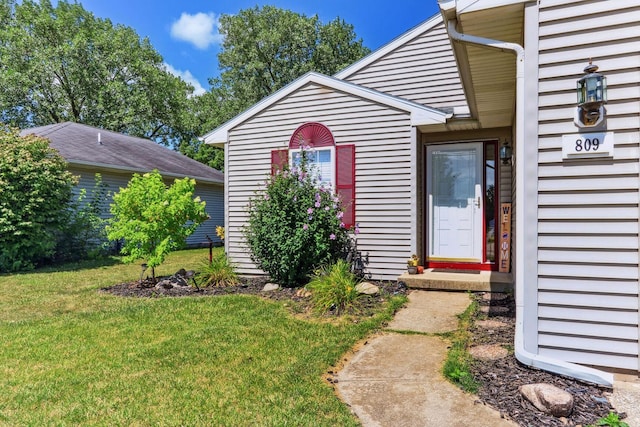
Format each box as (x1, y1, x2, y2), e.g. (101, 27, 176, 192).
(21, 122, 223, 185)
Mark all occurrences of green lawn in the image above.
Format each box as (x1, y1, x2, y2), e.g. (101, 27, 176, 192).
(0, 248, 402, 426)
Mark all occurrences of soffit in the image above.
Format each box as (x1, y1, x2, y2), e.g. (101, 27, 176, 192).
(455, 4, 524, 129)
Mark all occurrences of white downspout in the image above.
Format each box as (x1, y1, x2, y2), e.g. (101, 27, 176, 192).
(446, 20, 613, 387)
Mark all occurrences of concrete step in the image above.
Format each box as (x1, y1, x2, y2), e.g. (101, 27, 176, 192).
(398, 268, 513, 292)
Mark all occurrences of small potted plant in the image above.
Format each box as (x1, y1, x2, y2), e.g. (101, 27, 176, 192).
(407, 254, 419, 274)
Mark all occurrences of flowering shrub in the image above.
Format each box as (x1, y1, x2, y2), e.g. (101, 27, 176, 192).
(243, 151, 350, 287)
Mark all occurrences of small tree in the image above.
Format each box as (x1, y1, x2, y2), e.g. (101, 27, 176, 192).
(0, 126, 76, 272)
(244, 151, 350, 287)
(106, 170, 208, 281)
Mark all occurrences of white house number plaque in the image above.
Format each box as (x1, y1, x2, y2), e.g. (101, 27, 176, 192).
(562, 132, 614, 160)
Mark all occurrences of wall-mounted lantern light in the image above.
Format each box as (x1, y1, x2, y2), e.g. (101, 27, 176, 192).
(576, 60, 607, 128)
(499, 141, 512, 165)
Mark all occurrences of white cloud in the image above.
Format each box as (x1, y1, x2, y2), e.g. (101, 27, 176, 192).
(170, 12, 222, 50)
(164, 63, 206, 97)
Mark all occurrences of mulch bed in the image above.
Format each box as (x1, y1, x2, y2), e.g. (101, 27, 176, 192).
(103, 276, 292, 299)
(102, 277, 622, 426)
(101, 275, 408, 315)
(471, 292, 618, 426)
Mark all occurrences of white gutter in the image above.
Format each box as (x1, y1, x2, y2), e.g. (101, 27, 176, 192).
(446, 19, 613, 387)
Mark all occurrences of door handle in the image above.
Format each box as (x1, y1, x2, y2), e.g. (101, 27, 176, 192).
(475, 196, 481, 208)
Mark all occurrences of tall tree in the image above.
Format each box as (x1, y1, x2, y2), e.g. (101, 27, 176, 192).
(185, 6, 370, 170)
(214, 5, 370, 112)
(0, 0, 194, 146)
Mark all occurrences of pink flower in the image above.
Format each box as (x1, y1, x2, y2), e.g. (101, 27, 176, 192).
(315, 201, 321, 208)
(303, 224, 309, 230)
(307, 207, 314, 214)
(325, 206, 330, 211)
(340, 222, 345, 228)
(336, 211, 344, 219)
(329, 233, 336, 240)
(355, 223, 361, 235)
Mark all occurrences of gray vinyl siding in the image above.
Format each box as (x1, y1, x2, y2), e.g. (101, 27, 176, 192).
(69, 167, 224, 248)
(226, 82, 415, 280)
(341, 22, 468, 111)
(534, 0, 640, 371)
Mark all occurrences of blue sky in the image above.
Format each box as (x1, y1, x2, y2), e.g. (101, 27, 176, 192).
(69, 1, 441, 95)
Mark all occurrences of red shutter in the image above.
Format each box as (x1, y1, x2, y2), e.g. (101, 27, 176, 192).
(336, 144, 355, 229)
(271, 149, 288, 175)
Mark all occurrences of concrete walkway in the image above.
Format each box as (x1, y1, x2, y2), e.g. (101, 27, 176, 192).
(336, 290, 517, 427)
(608, 378, 640, 427)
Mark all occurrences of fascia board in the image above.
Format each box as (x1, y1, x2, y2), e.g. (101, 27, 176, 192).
(456, 0, 527, 14)
(200, 72, 449, 144)
(411, 109, 451, 126)
(335, 14, 443, 80)
(200, 73, 321, 145)
(69, 160, 224, 186)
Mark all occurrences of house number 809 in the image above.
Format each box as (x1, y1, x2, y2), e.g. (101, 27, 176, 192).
(562, 132, 613, 160)
(575, 138, 600, 152)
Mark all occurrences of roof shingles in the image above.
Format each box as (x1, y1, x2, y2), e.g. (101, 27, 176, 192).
(21, 122, 223, 184)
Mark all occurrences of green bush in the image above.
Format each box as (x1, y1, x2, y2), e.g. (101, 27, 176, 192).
(0, 126, 76, 272)
(198, 252, 238, 287)
(243, 153, 350, 287)
(307, 260, 362, 314)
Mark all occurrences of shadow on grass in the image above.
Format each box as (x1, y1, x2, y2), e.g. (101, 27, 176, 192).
(1, 247, 213, 279)
(2, 256, 124, 277)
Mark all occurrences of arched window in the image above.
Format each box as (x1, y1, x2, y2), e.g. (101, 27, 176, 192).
(271, 122, 355, 228)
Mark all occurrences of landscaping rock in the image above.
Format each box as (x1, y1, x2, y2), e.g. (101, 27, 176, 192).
(475, 319, 509, 329)
(519, 383, 574, 417)
(262, 283, 280, 292)
(479, 305, 510, 315)
(355, 282, 379, 295)
(155, 270, 189, 289)
(156, 281, 174, 289)
(469, 344, 508, 360)
(482, 292, 509, 301)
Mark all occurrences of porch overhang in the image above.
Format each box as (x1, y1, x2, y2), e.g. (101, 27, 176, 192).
(437, 0, 524, 130)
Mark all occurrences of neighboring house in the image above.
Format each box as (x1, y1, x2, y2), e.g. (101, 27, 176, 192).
(202, 0, 639, 384)
(21, 122, 224, 247)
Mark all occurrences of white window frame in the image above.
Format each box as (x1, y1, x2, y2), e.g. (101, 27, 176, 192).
(289, 146, 335, 189)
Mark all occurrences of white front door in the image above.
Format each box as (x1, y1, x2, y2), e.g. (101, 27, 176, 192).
(427, 143, 483, 262)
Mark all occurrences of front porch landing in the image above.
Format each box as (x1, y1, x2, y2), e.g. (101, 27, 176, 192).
(398, 269, 513, 293)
